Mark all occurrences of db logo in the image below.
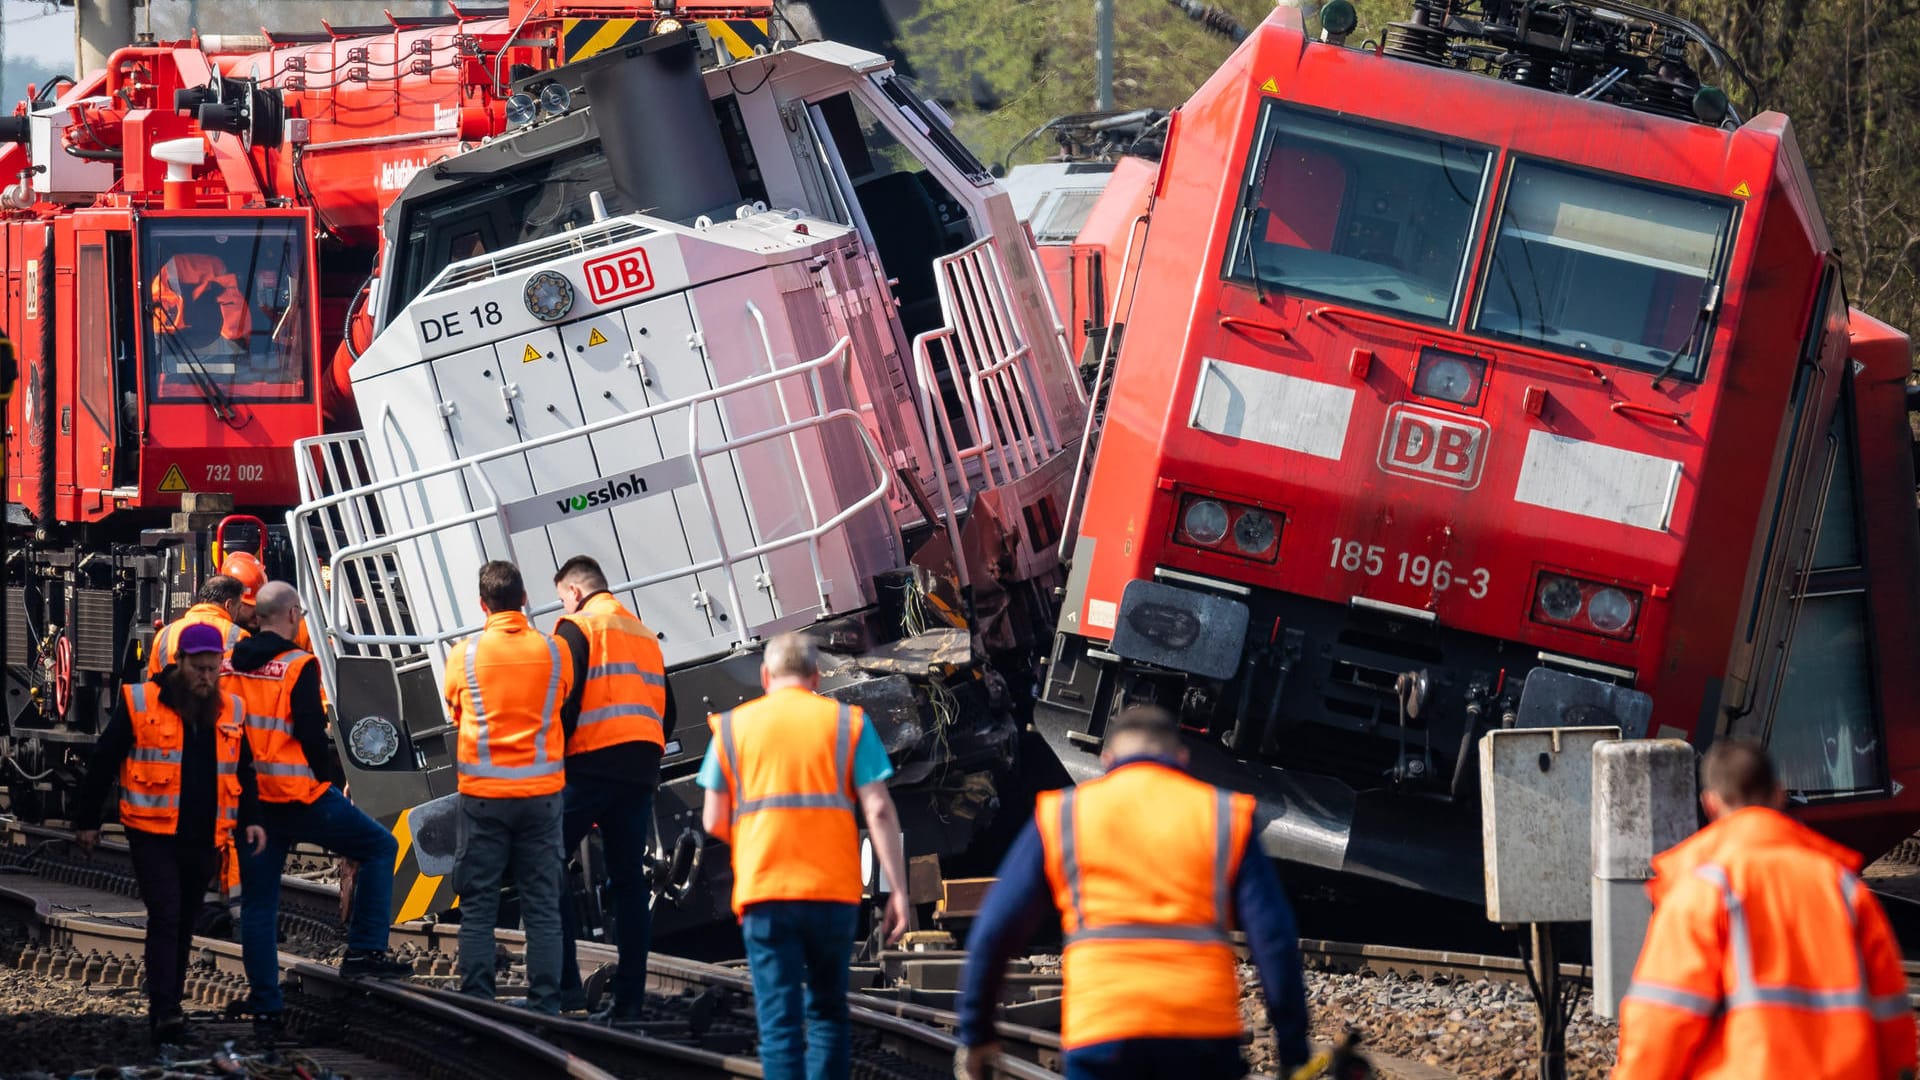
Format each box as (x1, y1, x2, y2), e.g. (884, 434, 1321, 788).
(1377, 403, 1489, 489)
(583, 247, 656, 305)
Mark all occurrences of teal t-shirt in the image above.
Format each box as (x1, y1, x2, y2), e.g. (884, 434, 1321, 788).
(697, 711, 895, 791)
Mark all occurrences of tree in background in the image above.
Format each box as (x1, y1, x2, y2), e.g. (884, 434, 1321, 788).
(899, 0, 1920, 333)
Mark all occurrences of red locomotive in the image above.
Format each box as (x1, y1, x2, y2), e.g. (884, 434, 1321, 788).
(1033, 0, 1920, 899)
(0, 1, 770, 816)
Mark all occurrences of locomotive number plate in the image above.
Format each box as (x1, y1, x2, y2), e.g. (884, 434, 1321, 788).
(1327, 536, 1491, 600)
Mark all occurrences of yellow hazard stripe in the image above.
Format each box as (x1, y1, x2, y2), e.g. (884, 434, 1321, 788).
(396, 865, 444, 923)
(389, 804, 449, 923)
(560, 17, 769, 61)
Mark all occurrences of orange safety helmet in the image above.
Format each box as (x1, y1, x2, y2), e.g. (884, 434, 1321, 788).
(219, 551, 268, 605)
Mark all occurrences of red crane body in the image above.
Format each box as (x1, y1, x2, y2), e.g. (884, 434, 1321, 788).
(0, 1, 770, 799)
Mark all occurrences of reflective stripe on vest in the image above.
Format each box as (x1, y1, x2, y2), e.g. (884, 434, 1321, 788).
(579, 703, 662, 727)
(721, 703, 855, 821)
(1057, 785, 1235, 946)
(1624, 862, 1908, 1019)
(586, 662, 666, 685)
(460, 633, 564, 782)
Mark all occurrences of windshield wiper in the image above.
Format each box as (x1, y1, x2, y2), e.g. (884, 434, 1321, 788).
(159, 330, 242, 426)
(1652, 282, 1720, 389)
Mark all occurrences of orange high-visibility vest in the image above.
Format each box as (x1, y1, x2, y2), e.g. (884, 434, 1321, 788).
(223, 648, 330, 805)
(443, 611, 570, 798)
(150, 254, 251, 342)
(1034, 763, 1254, 1050)
(1615, 806, 1918, 1079)
(709, 688, 864, 916)
(119, 682, 245, 850)
(148, 604, 246, 677)
(556, 592, 666, 756)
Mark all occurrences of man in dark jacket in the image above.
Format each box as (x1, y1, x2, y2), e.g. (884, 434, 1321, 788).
(77, 623, 263, 1044)
(225, 580, 408, 1040)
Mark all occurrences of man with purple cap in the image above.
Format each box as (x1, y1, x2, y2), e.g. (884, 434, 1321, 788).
(77, 621, 264, 1045)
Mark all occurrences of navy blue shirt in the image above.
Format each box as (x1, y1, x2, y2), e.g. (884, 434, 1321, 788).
(957, 756, 1311, 1067)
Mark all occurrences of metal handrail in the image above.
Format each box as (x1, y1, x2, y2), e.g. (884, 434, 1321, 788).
(324, 408, 890, 650)
(293, 332, 892, 659)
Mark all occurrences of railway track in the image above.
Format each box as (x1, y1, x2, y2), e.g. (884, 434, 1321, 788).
(0, 818, 1056, 1080)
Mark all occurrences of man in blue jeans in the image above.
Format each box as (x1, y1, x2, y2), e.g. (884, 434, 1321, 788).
(700, 633, 912, 1080)
(228, 581, 410, 1041)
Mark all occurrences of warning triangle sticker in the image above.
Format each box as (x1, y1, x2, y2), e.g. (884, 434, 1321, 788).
(158, 464, 189, 493)
(522, 343, 543, 363)
(587, 327, 609, 347)
(1731, 181, 1751, 197)
(1260, 77, 1279, 93)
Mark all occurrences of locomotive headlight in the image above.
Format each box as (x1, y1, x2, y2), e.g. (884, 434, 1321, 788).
(1535, 576, 1583, 622)
(505, 92, 537, 128)
(538, 82, 572, 117)
(1181, 499, 1230, 545)
(1174, 493, 1283, 563)
(1530, 571, 1645, 640)
(1412, 347, 1488, 407)
(1233, 509, 1277, 557)
(1586, 588, 1635, 633)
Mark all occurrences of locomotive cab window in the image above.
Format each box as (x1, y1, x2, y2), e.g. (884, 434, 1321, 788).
(140, 218, 310, 404)
(1224, 103, 1492, 323)
(1473, 161, 1736, 378)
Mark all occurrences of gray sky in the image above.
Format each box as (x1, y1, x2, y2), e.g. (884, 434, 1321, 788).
(1, 0, 74, 104)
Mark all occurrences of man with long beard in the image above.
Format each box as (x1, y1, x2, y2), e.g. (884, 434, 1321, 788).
(77, 623, 264, 1044)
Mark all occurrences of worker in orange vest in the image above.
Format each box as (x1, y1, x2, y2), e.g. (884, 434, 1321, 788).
(550, 555, 673, 1019)
(227, 580, 409, 1041)
(444, 560, 574, 1015)
(74, 623, 264, 1045)
(701, 632, 911, 1080)
(1614, 739, 1918, 1079)
(148, 574, 249, 678)
(957, 705, 1312, 1080)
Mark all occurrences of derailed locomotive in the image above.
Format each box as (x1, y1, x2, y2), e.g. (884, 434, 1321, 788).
(290, 31, 1086, 930)
(1032, 0, 1920, 900)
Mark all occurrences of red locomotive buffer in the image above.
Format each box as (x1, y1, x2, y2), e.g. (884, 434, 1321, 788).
(1035, 1, 1920, 899)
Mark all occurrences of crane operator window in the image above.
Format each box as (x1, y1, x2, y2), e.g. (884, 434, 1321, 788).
(140, 218, 310, 404)
(1472, 161, 1736, 378)
(1225, 103, 1492, 323)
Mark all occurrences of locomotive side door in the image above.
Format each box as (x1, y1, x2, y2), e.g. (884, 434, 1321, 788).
(70, 217, 138, 511)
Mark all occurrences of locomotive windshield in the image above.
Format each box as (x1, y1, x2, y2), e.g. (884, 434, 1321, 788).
(1225, 104, 1491, 323)
(1474, 161, 1736, 378)
(140, 217, 310, 404)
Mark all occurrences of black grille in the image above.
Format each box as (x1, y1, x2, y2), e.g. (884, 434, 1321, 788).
(73, 590, 121, 673)
(4, 588, 31, 667)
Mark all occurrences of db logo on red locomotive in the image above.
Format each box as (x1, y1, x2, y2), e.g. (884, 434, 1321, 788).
(583, 247, 656, 305)
(1377, 403, 1489, 489)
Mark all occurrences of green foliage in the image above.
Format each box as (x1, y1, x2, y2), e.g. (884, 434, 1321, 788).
(899, 0, 1920, 333)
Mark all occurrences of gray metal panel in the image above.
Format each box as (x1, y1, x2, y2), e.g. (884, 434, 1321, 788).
(430, 339, 551, 599)
(560, 304, 716, 649)
(621, 296, 771, 653)
(1479, 726, 1619, 923)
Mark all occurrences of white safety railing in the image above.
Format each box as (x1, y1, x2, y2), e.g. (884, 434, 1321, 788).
(288, 331, 892, 699)
(911, 238, 1066, 584)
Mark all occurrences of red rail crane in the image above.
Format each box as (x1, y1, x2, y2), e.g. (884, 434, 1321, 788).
(0, 0, 771, 816)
